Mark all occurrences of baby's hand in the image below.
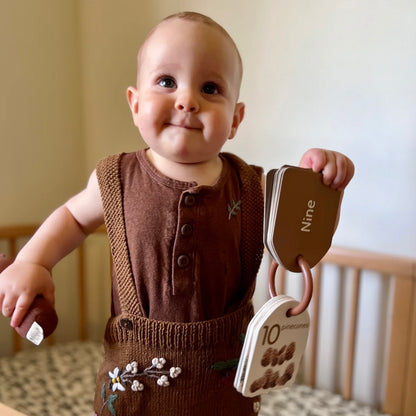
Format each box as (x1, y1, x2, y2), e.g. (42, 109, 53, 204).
(0, 260, 55, 328)
(299, 148, 354, 190)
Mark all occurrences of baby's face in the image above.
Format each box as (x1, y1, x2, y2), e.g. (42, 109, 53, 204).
(128, 18, 244, 166)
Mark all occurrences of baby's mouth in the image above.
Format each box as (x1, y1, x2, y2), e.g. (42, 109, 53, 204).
(169, 123, 199, 130)
(167, 119, 202, 130)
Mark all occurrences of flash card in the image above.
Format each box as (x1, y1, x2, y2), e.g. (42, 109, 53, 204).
(235, 165, 342, 397)
(235, 295, 309, 397)
(264, 166, 341, 272)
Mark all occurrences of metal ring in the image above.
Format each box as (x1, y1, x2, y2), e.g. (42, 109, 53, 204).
(268, 256, 313, 316)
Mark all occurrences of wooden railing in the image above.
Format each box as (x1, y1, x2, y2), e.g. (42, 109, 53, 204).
(0, 224, 108, 352)
(1, 225, 415, 415)
(276, 246, 415, 416)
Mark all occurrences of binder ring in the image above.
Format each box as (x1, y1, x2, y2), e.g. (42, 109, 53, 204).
(268, 256, 313, 317)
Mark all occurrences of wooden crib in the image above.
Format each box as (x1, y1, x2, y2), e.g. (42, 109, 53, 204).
(0, 224, 414, 416)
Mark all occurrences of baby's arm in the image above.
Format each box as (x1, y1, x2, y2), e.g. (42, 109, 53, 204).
(0, 170, 104, 328)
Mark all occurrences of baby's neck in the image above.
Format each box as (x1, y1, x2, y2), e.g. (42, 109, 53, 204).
(145, 149, 223, 186)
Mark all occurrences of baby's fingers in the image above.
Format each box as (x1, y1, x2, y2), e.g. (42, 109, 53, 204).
(320, 151, 338, 187)
(1, 303, 13, 318)
(335, 154, 355, 190)
(300, 148, 338, 186)
(10, 294, 34, 328)
(299, 148, 328, 172)
(299, 148, 354, 190)
(1, 291, 32, 328)
(1, 293, 17, 318)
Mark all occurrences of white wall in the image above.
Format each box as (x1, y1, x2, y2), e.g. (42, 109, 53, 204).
(222, 0, 416, 258)
(76, 0, 416, 257)
(218, 1, 416, 404)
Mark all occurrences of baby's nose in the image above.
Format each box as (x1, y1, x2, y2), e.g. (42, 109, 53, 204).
(175, 90, 200, 112)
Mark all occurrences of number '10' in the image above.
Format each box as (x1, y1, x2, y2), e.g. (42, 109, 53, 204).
(262, 324, 281, 345)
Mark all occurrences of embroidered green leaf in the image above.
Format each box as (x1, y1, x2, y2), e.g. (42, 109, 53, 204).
(211, 358, 239, 371)
(227, 199, 241, 220)
(101, 383, 106, 400)
(108, 395, 118, 416)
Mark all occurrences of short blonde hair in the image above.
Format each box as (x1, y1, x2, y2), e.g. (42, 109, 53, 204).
(137, 11, 243, 86)
(161, 12, 243, 78)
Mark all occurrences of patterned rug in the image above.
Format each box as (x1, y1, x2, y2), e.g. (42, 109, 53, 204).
(260, 385, 389, 416)
(0, 341, 389, 416)
(0, 341, 100, 415)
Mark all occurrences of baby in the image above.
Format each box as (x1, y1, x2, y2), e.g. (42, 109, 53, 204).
(0, 11, 354, 416)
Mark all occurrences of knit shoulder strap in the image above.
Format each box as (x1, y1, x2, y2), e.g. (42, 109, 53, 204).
(223, 152, 264, 304)
(96, 153, 141, 316)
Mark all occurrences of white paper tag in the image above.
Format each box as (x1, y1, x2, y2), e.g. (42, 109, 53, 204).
(26, 321, 44, 345)
(235, 295, 309, 397)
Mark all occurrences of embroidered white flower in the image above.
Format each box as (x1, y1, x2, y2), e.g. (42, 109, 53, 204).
(170, 367, 182, 378)
(109, 367, 126, 392)
(106, 357, 181, 403)
(131, 380, 144, 392)
(157, 375, 170, 387)
(126, 361, 138, 374)
(152, 357, 166, 369)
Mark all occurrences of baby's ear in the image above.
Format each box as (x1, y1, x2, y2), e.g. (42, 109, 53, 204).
(229, 102, 245, 140)
(126, 87, 140, 126)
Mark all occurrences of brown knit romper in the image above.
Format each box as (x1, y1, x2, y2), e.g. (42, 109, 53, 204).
(94, 151, 264, 416)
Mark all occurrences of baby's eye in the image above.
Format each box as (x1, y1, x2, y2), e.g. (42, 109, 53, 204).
(202, 82, 219, 95)
(158, 77, 176, 89)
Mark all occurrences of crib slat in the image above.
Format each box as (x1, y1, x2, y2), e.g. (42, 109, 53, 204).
(0, 224, 38, 239)
(383, 275, 414, 416)
(8, 238, 16, 258)
(13, 332, 21, 353)
(403, 280, 416, 416)
(77, 243, 87, 341)
(323, 246, 413, 278)
(308, 262, 322, 387)
(8, 237, 22, 354)
(343, 267, 361, 400)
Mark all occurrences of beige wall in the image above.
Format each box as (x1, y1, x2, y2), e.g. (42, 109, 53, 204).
(0, 1, 85, 223)
(0, 1, 87, 354)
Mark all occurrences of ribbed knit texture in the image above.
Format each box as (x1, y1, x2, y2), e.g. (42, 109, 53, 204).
(104, 302, 253, 349)
(96, 154, 140, 316)
(224, 152, 264, 303)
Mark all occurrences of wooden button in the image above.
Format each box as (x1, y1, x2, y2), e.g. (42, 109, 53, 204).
(181, 223, 193, 236)
(120, 318, 133, 331)
(177, 254, 190, 268)
(184, 195, 196, 206)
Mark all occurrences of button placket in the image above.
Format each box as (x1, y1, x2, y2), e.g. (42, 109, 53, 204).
(171, 192, 198, 295)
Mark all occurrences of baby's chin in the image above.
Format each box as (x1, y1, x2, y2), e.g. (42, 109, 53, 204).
(170, 151, 221, 166)
(146, 144, 217, 165)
